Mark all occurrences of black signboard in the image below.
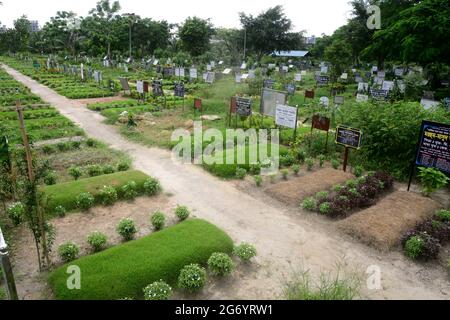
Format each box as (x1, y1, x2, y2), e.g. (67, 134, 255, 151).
(174, 82, 185, 98)
(263, 79, 275, 89)
(286, 83, 296, 95)
(317, 76, 329, 86)
(236, 97, 252, 117)
(370, 88, 389, 100)
(335, 126, 362, 150)
(415, 121, 450, 174)
(163, 67, 175, 77)
(312, 115, 331, 132)
(152, 80, 164, 96)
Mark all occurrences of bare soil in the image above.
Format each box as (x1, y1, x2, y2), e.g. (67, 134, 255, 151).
(264, 168, 354, 206)
(338, 191, 441, 251)
(75, 95, 129, 105)
(3, 64, 450, 300)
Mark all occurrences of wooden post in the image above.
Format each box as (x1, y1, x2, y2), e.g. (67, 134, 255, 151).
(16, 101, 50, 269)
(0, 250, 18, 300)
(343, 147, 350, 172)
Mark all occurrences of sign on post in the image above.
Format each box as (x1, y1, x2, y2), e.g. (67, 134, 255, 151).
(236, 97, 252, 117)
(276, 104, 298, 129)
(119, 77, 131, 94)
(286, 83, 296, 96)
(335, 125, 363, 172)
(152, 80, 164, 97)
(136, 80, 144, 94)
(174, 82, 185, 98)
(189, 68, 198, 80)
(260, 88, 287, 117)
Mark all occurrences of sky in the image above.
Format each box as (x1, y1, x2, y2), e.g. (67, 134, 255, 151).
(0, 0, 353, 36)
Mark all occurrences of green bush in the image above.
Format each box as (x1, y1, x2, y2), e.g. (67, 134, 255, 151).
(87, 165, 103, 177)
(99, 185, 118, 206)
(331, 159, 340, 170)
(42, 144, 56, 154)
(175, 205, 190, 221)
(315, 191, 329, 201)
(306, 158, 314, 171)
(353, 166, 364, 178)
(233, 243, 257, 262)
(281, 169, 289, 180)
(178, 263, 207, 292)
(436, 210, 450, 222)
(117, 161, 131, 172)
(318, 155, 326, 167)
(68, 166, 82, 180)
(292, 165, 300, 175)
(319, 202, 332, 215)
(102, 165, 115, 175)
(49, 219, 233, 300)
(301, 197, 317, 211)
(418, 167, 449, 196)
(44, 171, 58, 185)
(87, 232, 108, 253)
(207, 252, 234, 276)
(332, 184, 343, 192)
(55, 205, 66, 218)
(122, 181, 138, 199)
(0, 288, 5, 300)
(76, 192, 94, 211)
(58, 242, 79, 263)
(143, 177, 162, 196)
(72, 140, 82, 149)
(254, 175, 263, 187)
(116, 218, 137, 241)
(404, 236, 424, 259)
(143, 280, 172, 300)
(235, 167, 247, 179)
(151, 211, 166, 230)
(56, 142, 70, 152)
(7, 202, 24, 226)
(86, 138, 96, 147)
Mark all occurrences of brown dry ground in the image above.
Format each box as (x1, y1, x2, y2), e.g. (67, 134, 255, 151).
(264, 167, 355, 206)
(75, 95, 129, 105)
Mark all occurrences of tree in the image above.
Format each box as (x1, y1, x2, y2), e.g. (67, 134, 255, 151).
(213, 28, 244, 65)
(178, 17, 213, 57)
(324, 36, 353, 82)
(239, 6, 303, 60)
(13, 16, 32, 52)
(40, 11, 81, 55)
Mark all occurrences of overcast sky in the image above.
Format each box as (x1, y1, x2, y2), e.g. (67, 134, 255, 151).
(0, 0, 353, 36)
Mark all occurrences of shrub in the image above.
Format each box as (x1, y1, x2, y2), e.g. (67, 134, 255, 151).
(346, 180, 357, 189)
(207, 252, 234, 276)
(292, 164, 300, 175)
(302, 197, 317, 211)
(404, 236, 424, 259)
(86, 138, 96, 147)
(254, 175, 262, 187)
(116, 218, 137, 241)
(44, 171, 58, 185)
(436, 210, 450, 222)
(143, 280, 172, 300)
(318, 155, 326, 167)
(151, 211, 166, 230)
(56, 142, 70, 152)
(7, 202, 24, 226)
(87, 232, 108, 253)
(87, 165, 103, 177)
(42, 144, 55, 154)
(269, 174, 276, 183)
(143, 177, 162, 196)
(282, 169, 289, 180)
(353, 166, 364, 177)
(102, 165, 115, 175)
(233, 243, 257, 262)
(122, 181, 138, 199)
(71, 140, 82, 149)
(418, 167, 449, 196)
(58, 242, 79, 263)
(178, 264, 207, 292)
(99, 185, 118, 206)
(175, 205, 190, 221)
(332, 184, 343, 192)
(249, 163, 261, 175)
(403, 233, 441, 260)
(68, 166, 82, 180)
(280, 154, 295, 167)
(117, 161, 130, 172)
(76, 192, 95, 211)
(55, 205, 67, 218)
(331, 159, 340, 170)
(235, 167, 247, 179)
(315, 191, 329, 201)
(0, 288, 5, 300)
(319, 202, 332, 215)
(306, 158, 314, 171)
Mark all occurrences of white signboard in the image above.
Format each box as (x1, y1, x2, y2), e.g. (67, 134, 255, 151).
(321, 66, 328, 74)
(301, 70, 307, 76)
(136, 80, 144, 94)
(294, 74, 302, 82)
(235, 74, 242, 83)
(341, 73, 348, 80)
(218, 61, 224, 65)
(356, 94, 369, 102)
(223, 68, 232, 75)
(241, 73, 250, 80)
(153, 59, 159, 66)
(282, 66, 289, 72)
(210, 61, 215, 68)
(372, 66, 378, 73)
(240, 63, 247, 70)
(189, 68, 198, 79)
(382, 80, 394, 91)
(268, 63, 276, 69)
(80, 63, 84, 80)
(276, 104, 298, 129)
(420, 99, 440, 110)
(319, 96, 329, 107)
(377, 70, 386, 78)
(207, 64, 212, 71)
(175, 68, 185, 77)
(358, 82, 369, 92)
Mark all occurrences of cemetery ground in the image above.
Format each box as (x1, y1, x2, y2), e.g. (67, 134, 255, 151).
(1, 63, 450, 300)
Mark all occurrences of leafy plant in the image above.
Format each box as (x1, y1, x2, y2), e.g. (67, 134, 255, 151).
(306, 158, 314, 171)
(116, 218, 137, 241)
(319, 202, 332, 215)
(318, 155, 326, 167)
(122, 181, 138, 199)
(436, 210, 450, 222)
(143, 177, 162, 196)
(418, 167, 449, 196)
(58, 242, 79, 263)
(44, 171, 58, 185)
(86, 138, 96, 147)
(353, 166, 364, 178)
(233, 243, 257, 262)
(76, 192, 95, 211)
(7, 202, 25, 226)
(207, 252, 235, 276)
(292, 164, 300, 175)
(332, 184, 343, 192)
(68, 166, 82, 180)
(42, 144, 56, 154)
(87, 165, 103, 177)
(403, 233, 441, 260)
(281, 169, 289, 180)
(117, 161, 130, 172)
(301, 197, 317, 211)
(254, 175, 263, 187)
(331, 159, 340, 170)
(178, 264, 207, 292)
(175, 205, 190, 221)
(54, 205, 67, 218)
(404, 236, 424, 259)
(102, 165, 115, 175)
(99, 185, 118, 205)
(143, 280, 172, 300)
(87, 231, 108, 253)
(235, 167, 247, 179)
(315, 191, 329, 201)
(150, 211, 166, 230)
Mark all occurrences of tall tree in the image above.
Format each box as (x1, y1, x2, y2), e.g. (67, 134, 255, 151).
(178, 17, 213, 57)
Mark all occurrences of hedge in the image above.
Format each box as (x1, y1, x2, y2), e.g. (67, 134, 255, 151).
(48, 219, 234, 300)
(42, 170, 150, 216)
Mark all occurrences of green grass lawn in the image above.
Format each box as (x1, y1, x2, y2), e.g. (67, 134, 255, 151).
(48, 219, 234, 300)
(42, 170, 151, 215)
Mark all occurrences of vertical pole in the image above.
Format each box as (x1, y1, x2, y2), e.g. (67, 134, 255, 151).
(243, 28, 247, 62)
(325, 130, 329, 154)
(0, 250, 18, 300)
(343, 147, 349, 172)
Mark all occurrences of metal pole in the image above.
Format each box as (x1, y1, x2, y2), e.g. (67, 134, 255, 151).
(243, 28, 247, 62)
(0, 228, 18, 300)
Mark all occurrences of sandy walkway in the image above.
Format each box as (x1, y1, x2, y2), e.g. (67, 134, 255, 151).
(2, 64, 449, 300)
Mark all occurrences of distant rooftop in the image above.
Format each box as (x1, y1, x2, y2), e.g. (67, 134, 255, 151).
(272, 50, 310, 58)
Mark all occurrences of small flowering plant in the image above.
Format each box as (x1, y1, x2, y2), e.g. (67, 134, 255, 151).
(178, 264, 207, 292)
(143, 280, 172, 300)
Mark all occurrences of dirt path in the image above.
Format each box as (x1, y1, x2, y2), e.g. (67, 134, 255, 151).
(3, 64, 449, 300)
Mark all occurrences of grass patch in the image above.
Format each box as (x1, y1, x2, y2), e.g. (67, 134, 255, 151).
(42, 170, 150, 215)
(48, 219, 233, 300)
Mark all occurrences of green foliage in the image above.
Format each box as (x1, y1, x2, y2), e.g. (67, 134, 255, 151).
(301, 197, 317, 211)
(331, 159, 340, 170)
(87, 231, 108, 253)
(117, 161, 130, 172)
(404, 236, 424, 259)
(306, 158, 314, 171)
(175, 205, 190, 221)
(87, 165, 103, 177)
(418, 167, 449, 196)
(44, 171, 58, 185)
(76, 192, 95, 211)
(143, 177, 162, 196)
(143, 280, 172, 300)
(281, 169, 289, 180)
(150, 211, 166, 230)
(254, 175, 263, 187)
(58, 242, 79, 263)
(353, 166, 364, 178)
(68, 166, 82, 180)
(207, 252, 234, 276)
(116, 218, 137, 241)
(7, 202, 25, 226)
(102, 165, 115, 175)
(319, 202, 332, 215)
(121, 181, 138, 199)
(318, 155, 326, 168)
(436, 210, 450, 222)
(54, 205, 67, 218)
(233, 243, 257, 262)
(178, 263, 207, 292)
(99, 185, 118, 205)
(292, 164, 300, 175)
(235, 167, 247, 180)
(315, 191, 329, 201)
(179, 17, 213, 57)
(332, 184, 343, 193)
(86, 138, 96, 147)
